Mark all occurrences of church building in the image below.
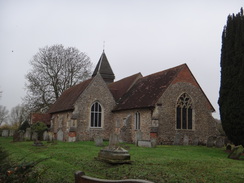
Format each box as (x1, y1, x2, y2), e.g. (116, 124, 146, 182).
(48, 51, 217, 145)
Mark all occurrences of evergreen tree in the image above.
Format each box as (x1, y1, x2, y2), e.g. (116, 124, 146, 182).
(219, 8, 244, 146)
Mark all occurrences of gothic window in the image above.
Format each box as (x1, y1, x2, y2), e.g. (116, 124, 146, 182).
(90, 102, 102, 128)
(176, 93, 193, 130)
(135, 112, 140, 130)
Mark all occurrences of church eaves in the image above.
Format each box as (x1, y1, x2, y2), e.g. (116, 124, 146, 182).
(92, 51, 115, 83)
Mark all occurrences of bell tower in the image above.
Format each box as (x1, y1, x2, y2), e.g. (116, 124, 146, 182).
(92, 51, 115, 83)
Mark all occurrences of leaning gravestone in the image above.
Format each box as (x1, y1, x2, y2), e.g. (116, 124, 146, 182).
(206, 136, 215, 147)
(24, 128, 31, 140)
(183, 135, 189, 146)
(94, 136, 104, 146)
(215, 137, 224, 148)
(57, 129, 64, 141)
(2, 130, 9, 137)
(173, 133, 182, 145)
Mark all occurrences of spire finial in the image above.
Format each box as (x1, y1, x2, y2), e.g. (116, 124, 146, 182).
(103, 41, 105, 52)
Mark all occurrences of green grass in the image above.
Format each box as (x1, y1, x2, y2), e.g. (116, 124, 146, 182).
(0, 137, 243, 183)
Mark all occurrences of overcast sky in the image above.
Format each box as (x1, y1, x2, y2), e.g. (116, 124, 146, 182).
(0, 0, 243, 119)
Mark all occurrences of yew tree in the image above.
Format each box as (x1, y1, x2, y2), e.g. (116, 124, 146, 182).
(25, 45, 92, 112)
(219, 8, 244, 146)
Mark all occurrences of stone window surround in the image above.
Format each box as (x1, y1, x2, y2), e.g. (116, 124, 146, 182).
(135, 111, 141, 130)
(89, 101, 104, 129)
(175, 93, 195, 131)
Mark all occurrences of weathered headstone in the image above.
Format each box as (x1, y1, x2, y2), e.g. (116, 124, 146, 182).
(19, 131, 24, 141)
(215, 137, 224, 148)
(32, 132, 38, 141)
(135, 130, 142, 146)
(9, 130, 15, 136)
(2, 130, 9, 137)
(228, 146, 244, 160)
(43, 131, 49, 141)
(57, 129, 63, 141)
(138, 140, 157, 148)
(183, 135, 189, 146)
(173, 133, 182, 145)
(48, 132, 54, 141)
(192, 137, 199, 146)
(68, 136, 76, 142)
(109, 133, 119, 148)
(94, 136, 104, 146)
(24, 128, 31, 140)
(206, 136, 216, 147)
(151, 138, 157, 148)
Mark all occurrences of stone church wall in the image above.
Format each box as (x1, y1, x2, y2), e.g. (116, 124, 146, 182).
(51, 111, 74, 141)
(156, 82, 217, 145)
(113, 109, 152, 143)
(74, 74, 116, 141)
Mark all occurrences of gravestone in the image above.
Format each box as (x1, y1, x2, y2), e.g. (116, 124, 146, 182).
(9, 130, 15, 136)
(109, 133, 119, 148)
(135, 130, 142, 146)
(96, 133, 131, 164)
(2, 130, 9, 137)
(215, 137, 224, 148)
(206, 136, 216, 147)
(173, 133, 182, 145)
(57, 129, 63, 141)
(43, 131, 49, 141)
(151, 138, 157, 148)
(183, 135, 189, 145)
(192, 137, 199, 146)
(228, 146, 244, 160)
(24, 128, 31, 140)
(19, 131, 24, 141)
(94, 136, 104, 146)
(68, 136, 76, 142)
(138, 140, 157, 148)
(48, 132, 54, 141)
(32, 132, 38, 141)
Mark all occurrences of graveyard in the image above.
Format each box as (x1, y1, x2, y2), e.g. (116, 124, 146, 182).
(0, 137, 243, 183)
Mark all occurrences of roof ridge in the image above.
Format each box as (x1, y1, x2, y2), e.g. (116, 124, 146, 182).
(143, 64, 186, 78)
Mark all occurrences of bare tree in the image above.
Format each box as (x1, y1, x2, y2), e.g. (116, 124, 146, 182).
(0, 105, 9, 126)
(24, 45, 92, 112)
(8, 104, 27, 127)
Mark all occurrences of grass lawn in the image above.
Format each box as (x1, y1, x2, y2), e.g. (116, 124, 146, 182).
(0, 137, 243, 183)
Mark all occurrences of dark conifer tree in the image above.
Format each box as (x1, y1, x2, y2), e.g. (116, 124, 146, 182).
(219, 8, 244, 146)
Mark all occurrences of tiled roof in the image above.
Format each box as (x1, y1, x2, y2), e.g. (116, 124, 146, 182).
(113, 64, 185, 111)
(48, 79, 92, 114)
(31, 113, 51, 126)
(92, 51, 115, 83)
(109, 73, 142, 102)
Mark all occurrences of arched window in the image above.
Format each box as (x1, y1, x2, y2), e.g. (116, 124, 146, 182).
(90, 102, 102, 128)
(176, 93, 193, 130)
(135, 112, 140, 130)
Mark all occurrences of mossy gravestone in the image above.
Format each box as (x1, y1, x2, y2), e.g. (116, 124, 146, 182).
(228, 146, 244, 160)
